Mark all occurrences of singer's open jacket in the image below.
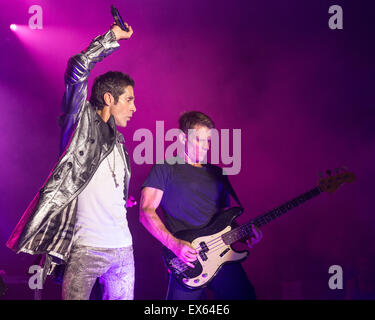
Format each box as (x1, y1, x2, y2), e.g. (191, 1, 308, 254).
(6, 30, 131, 269)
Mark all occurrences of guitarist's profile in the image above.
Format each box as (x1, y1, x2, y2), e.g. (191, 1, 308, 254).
(140, 111, 262, 300)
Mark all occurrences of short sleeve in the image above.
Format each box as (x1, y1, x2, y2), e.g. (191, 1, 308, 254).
(141, 163, 172, 192)
(220, 171, 231, 208)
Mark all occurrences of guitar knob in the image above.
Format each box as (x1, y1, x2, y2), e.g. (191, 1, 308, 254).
(202, 273, 208, 278)
(194, 279, 200, 284)
(182, 278, 189, 283)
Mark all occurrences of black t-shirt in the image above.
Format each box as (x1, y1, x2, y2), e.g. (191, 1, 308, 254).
(142, 157, 230, 234)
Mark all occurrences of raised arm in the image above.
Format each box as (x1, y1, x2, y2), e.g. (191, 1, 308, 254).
(140, 187, 197, 268)
(58, 23, 133, 153)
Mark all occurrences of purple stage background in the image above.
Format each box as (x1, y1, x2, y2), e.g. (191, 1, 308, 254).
(0, 0, 374, 299)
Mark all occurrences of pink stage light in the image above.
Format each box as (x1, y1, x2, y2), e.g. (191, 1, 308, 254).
(10, 24, 17, 31)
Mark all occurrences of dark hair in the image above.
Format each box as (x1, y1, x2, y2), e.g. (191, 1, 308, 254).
(178, 111, 215, 134)
(89, 71, 135, 110)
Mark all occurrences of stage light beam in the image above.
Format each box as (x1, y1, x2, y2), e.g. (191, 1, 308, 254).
(10, 24, 17, 31)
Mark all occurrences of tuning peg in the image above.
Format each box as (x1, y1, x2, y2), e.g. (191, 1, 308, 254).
(326, 170, 332, 176)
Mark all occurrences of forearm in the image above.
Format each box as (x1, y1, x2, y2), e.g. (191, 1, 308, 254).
(139, 208, 177, 250)
(64, 29, 119, 87)
(59, 29, 120, 153)
(60, 22, 132, 122)
(61, 30, 120, 114)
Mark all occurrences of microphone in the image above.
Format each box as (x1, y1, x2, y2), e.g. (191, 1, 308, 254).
(111, 5, 129, 32)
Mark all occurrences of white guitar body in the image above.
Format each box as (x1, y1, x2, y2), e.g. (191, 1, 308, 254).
(179, 226, 248, 289)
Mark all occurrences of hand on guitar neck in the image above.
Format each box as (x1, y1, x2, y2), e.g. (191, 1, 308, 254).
(232, 221, 263, 248)
(246, 224, 263, 248)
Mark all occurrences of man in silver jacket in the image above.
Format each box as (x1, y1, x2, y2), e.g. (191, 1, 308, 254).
(6, 22, 137, 300)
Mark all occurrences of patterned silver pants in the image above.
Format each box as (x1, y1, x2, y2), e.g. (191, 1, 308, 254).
(62, 244, 134, 300)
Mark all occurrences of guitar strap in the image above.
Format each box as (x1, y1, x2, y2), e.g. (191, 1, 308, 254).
(222, 174, 244, 211)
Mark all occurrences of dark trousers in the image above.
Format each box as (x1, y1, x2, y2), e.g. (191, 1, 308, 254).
(166, 262, 256, 300)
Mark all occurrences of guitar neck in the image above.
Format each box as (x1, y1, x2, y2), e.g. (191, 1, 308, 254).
(222, 186, 323, 245)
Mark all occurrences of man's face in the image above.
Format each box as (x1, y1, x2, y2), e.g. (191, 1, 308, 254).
(185, 125, 211, 163)
(110, 85, 136, 127)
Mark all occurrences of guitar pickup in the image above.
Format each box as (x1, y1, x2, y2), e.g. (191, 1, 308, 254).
(199, 241, 209, 261)
(199, 242, 208, 252)
(219, 248, 230, 257)
(199, 252, 208, 261)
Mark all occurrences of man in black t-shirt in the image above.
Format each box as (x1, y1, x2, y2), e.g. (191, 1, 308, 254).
(140, 111, 262, 300)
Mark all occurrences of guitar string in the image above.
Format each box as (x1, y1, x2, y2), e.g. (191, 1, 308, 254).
(192, 223, 257, 251)
(191, 212, 281, 251)
(190, 191, 316, 252)
(175, 241, 228, 273)
(176, 191, 324, 271)
(180, 215, 294, 271)
(183, 218, 296, 271)
(176, 244, 229, 273)
(191, 201, 295, 251)
(175, 225, 259, 272)
(175, 240, 245, 273)
(177, 240, 246, 273)
(194, 237, 223, 250)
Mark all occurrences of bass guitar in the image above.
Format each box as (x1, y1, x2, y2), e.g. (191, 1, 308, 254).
(162, 168, 355, 289)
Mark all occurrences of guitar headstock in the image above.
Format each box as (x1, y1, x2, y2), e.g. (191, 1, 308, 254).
(318, 167, 356, 194)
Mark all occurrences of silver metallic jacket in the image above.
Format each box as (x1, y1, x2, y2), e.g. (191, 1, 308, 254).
(6, 30, 131, 269)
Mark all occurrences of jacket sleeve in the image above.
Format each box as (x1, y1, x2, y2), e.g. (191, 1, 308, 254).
(58, 29, 120, 154)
